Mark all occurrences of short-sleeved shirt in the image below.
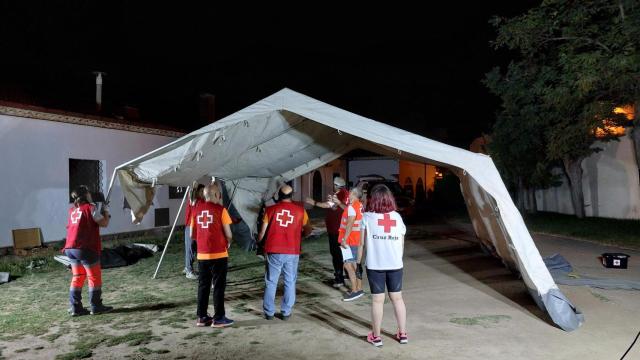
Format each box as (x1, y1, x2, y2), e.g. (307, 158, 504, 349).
(362, 211, 406, 270)
(185, 201, 194, 227)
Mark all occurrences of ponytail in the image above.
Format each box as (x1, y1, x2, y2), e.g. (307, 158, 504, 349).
(71, 185, 91, 207)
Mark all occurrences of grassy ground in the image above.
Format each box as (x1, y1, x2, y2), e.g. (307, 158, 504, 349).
(0, 231, 330, 359)
(524, 212, 640, 249)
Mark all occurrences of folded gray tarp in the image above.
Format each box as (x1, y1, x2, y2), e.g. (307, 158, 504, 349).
(544, 254, 640, 290)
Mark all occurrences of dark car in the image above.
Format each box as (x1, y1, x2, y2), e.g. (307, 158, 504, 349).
(356, 179, 415, 219)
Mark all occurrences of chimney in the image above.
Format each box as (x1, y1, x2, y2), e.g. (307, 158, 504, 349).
(93, 71, 106, 112)
(199, 93, 216, 123)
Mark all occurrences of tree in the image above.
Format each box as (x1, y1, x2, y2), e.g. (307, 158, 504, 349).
(485, 62, 558, 213)
(488, 0, 640, 218)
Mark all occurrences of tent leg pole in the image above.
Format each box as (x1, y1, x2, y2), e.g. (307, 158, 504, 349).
(104, 168, 120, 204)
(153, 186, 190, 279)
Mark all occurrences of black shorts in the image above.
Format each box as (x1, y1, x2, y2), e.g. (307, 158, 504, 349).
(366, 268, 403, 294)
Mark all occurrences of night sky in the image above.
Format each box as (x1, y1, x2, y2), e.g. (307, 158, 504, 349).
(0, 2, 539, 147)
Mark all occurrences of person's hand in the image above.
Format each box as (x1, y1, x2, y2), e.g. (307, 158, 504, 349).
(189, 182, 198, 203)
(304, 197, 316, 206)
(100, 203, 109, 214)
(100, 203, 111, 218)
(340, 241, 348, 249)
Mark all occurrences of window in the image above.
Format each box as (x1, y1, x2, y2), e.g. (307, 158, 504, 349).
(312, 171, 323, 201)
(403, 177, 414, 198)
(169, 186, 188, 199)
(416, 177, 426, 201)
(69, 159, 103, 203)
(155, 208, 170, 227)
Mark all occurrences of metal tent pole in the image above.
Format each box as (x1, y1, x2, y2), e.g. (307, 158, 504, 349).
(153, 186, 190, 279)
(104, 168, 120, 204)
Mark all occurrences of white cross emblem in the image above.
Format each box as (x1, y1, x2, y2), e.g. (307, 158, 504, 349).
(197, 210, 214, 228)
(71, 208, 82, 224)
(276, 209, 294, 227)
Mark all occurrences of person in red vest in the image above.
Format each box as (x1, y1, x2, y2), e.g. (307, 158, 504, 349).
(306, 176, 349, 287)
(192, 182, 234, 328)
(63, 185, 112, 316)
(183, 183, 205, 280)
(339, 187, 365, 301)
(258, 184, 312, 320)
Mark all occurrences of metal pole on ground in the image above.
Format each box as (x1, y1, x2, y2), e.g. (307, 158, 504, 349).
(153, 186, 190, 279)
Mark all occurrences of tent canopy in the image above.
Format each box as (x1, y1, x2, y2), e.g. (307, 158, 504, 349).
(110, 88, 583, 331)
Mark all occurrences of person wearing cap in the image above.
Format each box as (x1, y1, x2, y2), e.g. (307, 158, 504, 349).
(259, 184, 312, 320)
(192, 182, 234, 328)
(305, 176, 349, 288)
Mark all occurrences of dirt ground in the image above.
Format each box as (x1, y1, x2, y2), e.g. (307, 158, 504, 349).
(1, 223, 639, 359)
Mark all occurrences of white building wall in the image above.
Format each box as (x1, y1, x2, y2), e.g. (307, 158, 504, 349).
(536, 134, 640, 219)
(0, 114, 181, 247)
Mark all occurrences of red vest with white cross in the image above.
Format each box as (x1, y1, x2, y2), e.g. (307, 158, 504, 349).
(193, 201, 228, 255)
(64, 203, 101, 254)
(265, 201, 305, 255)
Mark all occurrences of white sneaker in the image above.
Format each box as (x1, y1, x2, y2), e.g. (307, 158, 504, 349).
(185, 271, 198, 280)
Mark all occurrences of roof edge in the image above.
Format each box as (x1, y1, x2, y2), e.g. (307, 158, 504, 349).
(0, 100, 185, 138)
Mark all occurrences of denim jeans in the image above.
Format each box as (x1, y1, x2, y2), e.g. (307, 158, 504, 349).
(263, 253, 299, 316)
(184, 228, 196, 272)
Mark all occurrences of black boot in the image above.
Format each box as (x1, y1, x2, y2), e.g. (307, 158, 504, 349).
(68, 289, 89, 316)
(89, 288, 113, 315)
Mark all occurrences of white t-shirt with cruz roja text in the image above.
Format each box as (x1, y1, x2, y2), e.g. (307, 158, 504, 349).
(362, 211, 406, 270)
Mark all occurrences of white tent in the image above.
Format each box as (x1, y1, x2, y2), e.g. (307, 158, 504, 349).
(108, 88, 584, 331)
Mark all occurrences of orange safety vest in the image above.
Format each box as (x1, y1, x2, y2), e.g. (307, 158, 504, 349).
(338, 199, 363, 246)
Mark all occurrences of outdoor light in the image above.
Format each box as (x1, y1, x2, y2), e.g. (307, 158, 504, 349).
(93, 71, 106, 112)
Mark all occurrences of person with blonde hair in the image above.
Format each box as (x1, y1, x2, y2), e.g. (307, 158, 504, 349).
(192, 182, 234, 328)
